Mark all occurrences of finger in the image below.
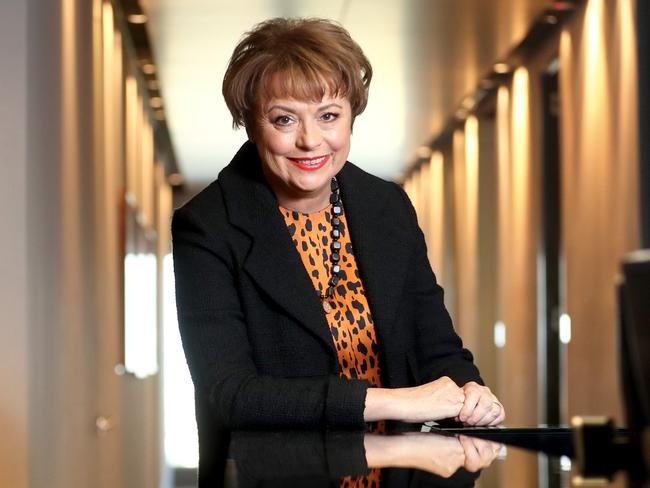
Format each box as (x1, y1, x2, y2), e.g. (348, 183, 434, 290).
(473, 437, 499, 465)
(465, 394, 495, 425)
(448, 388, 466, 418)
(488, 404, 506, 426)
(458, 435, 482, 472)
(472, 400, 501, 426)
(458, 387, 481, 422)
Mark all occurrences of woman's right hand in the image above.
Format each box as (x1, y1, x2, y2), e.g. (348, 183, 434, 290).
(364, 376, 465, 423)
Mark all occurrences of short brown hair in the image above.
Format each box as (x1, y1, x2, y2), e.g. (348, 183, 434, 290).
(222, 17, 372, 130)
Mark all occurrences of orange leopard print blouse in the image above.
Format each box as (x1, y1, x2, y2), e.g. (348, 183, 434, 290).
(280, 206, 383, 388)
(281, 205, 383, 488)
(280, 207, 385, 488)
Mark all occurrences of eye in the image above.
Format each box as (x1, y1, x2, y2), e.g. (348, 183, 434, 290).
(320, 112, 340, 122)
(273, 115, 294, 126)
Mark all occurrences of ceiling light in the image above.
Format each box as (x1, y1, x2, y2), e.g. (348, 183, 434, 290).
(127, 14, 148, 24)
(493, 62, 511, 74)
(142, 63, 156, 75)
(154, 109, 165, 121)
(150, 97, 162, 109)
(455, 108, 468, 120)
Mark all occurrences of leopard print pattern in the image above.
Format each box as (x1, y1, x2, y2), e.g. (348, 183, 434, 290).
(281, 205, 384, 487)
(280, 206, 383, 388)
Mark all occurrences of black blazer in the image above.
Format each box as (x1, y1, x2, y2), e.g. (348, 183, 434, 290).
(171, 140, 481, 437)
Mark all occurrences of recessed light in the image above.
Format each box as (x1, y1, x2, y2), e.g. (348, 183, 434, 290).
(493, 62, 511, 74)
(142, 63, 156, 75)
(150, 97, 162, 109)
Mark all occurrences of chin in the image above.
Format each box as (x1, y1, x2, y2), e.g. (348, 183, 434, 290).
(291, 178, 330, 195)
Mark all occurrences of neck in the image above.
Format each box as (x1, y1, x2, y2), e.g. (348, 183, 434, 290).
(276, 192, 330, 214)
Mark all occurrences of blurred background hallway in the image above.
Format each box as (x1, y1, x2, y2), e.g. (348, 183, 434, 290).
(1, 0, 647, 486)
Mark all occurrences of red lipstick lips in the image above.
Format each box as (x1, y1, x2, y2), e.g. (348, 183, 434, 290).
(287, 154, 331, 171)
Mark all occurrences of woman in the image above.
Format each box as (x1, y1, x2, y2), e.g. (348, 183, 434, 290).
(173, 16, 504, 437)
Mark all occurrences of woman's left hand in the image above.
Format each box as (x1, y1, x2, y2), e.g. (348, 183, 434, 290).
(456, 382, 505, 426)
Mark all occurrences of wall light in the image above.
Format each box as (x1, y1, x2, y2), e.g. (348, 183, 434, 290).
(494, 321, 506, 348)
(559, 313, 572, 344)
(127, 13, 148, 24)
(560, 455, 572, 471)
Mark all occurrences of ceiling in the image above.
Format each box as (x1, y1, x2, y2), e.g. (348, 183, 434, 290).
(141, 0, 551, 185)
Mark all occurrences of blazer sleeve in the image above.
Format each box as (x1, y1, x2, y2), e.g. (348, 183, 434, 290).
(395, 184, 484, 387)
(171, 204, 369, 430)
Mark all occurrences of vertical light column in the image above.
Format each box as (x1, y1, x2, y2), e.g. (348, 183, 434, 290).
(95, 2, 124, 484)
(452, 129, 467, 339)
(61, 1, 93, 484)
(451, 123, 480, 352)
(495, 69, 538, 486)
(510, 66, 537, 426)
(449, 119, 479, 353)
(428, 151, 445, 283)
(417, 162, 431, 245)
(125, 75, 138, 203)
(464, 116, 480, 355)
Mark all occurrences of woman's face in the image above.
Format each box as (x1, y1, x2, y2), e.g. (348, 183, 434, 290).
(252, 93, 352, 212)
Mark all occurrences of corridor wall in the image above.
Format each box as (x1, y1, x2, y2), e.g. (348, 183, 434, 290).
(405, 0, 640, 426)
(403, 0, 640, 484)
(0, 0, 174, 486)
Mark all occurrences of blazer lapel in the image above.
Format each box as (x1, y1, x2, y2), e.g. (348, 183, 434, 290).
(338, 163, 411, 344)
(218, 142, 335, 353)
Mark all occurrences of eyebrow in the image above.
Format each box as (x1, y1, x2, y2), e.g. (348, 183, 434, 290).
(266, 103, 343, 114)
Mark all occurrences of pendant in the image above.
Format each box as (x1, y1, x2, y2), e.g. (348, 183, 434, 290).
(322, 300, 333, 314)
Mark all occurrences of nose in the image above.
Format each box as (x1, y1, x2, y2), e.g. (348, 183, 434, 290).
(296, 119, 322, 150)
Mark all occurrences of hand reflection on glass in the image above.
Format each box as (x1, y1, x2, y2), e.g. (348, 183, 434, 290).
(364, 432, 502, 478)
